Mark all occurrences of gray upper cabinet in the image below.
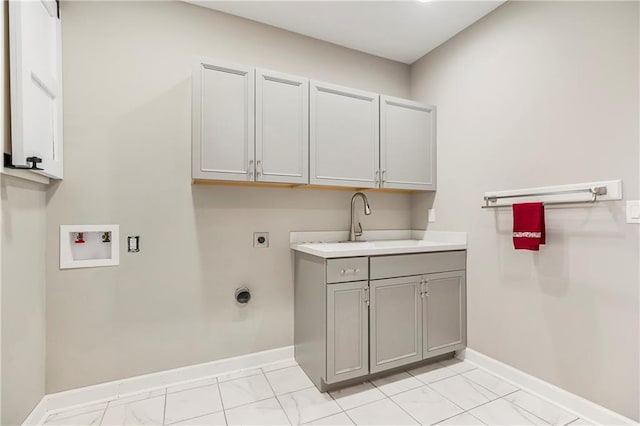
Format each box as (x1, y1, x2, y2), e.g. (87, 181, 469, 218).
(380, 96, 437, 191)
(256, 69, 309, 184)
(423, 271, 466, 356)
(192, 58, 255, 181)
(369, 276, 423, 373)
(310, 81, 379, 188)
(326, 281, 369, 384)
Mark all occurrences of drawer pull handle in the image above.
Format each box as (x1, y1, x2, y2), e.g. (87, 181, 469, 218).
(340, 268, 360, 275)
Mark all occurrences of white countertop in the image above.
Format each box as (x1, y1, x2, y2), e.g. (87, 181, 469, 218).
(290, 230, 467, 258)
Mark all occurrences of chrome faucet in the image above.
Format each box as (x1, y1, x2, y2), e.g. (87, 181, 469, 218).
(349, 192, 372, 241)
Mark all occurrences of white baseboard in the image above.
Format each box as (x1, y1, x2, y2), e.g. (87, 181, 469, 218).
(24, 345, 294, 424)
(22, 398, 48, 426)
(457, 348, 637, 426)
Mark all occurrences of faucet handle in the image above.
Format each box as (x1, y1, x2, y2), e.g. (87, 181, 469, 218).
(356, 222, 363, 237)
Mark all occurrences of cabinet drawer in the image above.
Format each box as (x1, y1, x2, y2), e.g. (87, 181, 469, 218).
(370, 251, 465, 280)
(327, 257, 369, 283)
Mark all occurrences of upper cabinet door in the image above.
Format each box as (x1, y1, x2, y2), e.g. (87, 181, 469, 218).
(255, 69, 309, 184)
(380, 96, 436, 191)
(192, 58, 255, 181)
(310, 82, 379, 188)
(9, 0, 63, 179)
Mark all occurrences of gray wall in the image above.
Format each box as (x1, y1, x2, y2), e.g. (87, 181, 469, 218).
(45, 1, 412, 392)
(410, 1, 639, 420)
(0, 1, 47, 424)
(1, 176, 47, 426)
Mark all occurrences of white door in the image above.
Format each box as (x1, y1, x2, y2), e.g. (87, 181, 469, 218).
(255, 69, 308, 184)
(9, 0, 63, 179)
(380, 96, 436, 190)
(310, 81, 379, 188)
(192, 58, 255, 181)
(369, 276, 423, 373)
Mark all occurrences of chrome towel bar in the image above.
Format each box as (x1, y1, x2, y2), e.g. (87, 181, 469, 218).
(482, 186, 607, 209)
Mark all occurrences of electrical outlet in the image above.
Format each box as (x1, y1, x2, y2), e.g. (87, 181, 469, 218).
(428, 209, 436, 223)
(253, 232, 269, 248)
(127, 236, 140, 253)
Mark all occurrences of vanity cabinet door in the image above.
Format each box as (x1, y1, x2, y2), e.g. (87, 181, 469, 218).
(256, 69, 309, 184)
(370, 276, 422, 373)
(310, 81, 379, 188)
(326, 281, 369, 384)
(423, 271, 466, 357)
(192, 58, 255, 181)
(380, 96, 436, 190)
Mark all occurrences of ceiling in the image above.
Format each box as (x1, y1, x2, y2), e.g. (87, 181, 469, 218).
(185, 1, 505, 64)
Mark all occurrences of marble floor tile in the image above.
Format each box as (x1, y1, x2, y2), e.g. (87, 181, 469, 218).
(370, 372, 423, 396)
(218, 374, 275, 410)
(164, 384, 224, 425)
(429, 375, 498, 410)
(391, 385, 463, 425)
(408, 362, 458, 384)
(265, 366, 315, 395)
(346, 398, 418, 425)
(439, 359, 476, 375)
(168, 411, 227, 425)
(434, 412, 486, 425)
(101, 395, 166, 425)
(277, 387, 342, 425)
(225, 397, 290, 425)
(303, 412, 354, 425)
(462, 369, 518, 397)
(469, 398, 549, 425)
(329, 381, 386, 411)
(504, 391, 578, 425)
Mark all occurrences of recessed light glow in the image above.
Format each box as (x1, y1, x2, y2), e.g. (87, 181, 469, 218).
(417, 0, 432, 3)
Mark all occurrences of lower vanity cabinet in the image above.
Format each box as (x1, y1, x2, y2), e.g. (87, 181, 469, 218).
(293, 250, 466, 391)
(326, 281, 369, 384)
(369, 276, 423, 373)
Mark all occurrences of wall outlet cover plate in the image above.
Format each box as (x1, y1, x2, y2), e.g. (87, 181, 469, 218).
(626, 200, 640, 224)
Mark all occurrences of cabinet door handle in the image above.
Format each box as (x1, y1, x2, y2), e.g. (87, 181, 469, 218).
(375, 170, 380, 187)
(340, 268, 359, 275)
(363, 287, 370, 306)
(248, 160, 254, 179)
(256, 160, 262, 178)
(382, 170, 386, 184)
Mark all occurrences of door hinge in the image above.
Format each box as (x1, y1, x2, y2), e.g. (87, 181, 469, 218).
(4, 153, 44, 171)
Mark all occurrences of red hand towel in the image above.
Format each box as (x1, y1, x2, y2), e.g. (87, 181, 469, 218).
(513, 202, 545, 251)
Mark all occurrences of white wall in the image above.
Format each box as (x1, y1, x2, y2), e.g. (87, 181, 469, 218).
(45, 1, 412, 393)
(410, 1, 639, 420)
(0, 2, 48, 424)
